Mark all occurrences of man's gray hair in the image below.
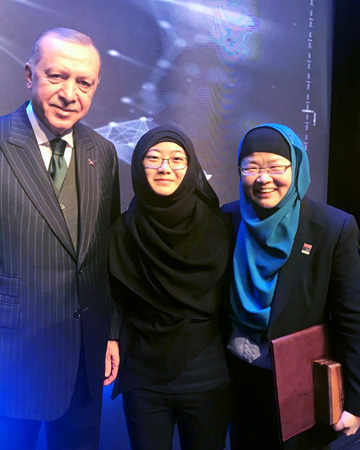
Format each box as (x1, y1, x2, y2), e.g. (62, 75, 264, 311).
(28, 27, 101, 74)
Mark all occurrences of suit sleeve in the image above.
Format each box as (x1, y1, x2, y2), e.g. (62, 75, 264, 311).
(108, 142, 122, 339)
(329, 214, 360, 416)
(110, 143, 121, 225)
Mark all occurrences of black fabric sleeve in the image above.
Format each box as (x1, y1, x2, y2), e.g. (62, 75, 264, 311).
(329, 214, 360, 416)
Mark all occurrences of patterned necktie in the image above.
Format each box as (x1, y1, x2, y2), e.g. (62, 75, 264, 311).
(49, 138, 67, 191)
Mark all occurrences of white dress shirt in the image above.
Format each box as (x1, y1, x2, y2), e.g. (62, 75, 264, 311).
(26, 102, 73, 169)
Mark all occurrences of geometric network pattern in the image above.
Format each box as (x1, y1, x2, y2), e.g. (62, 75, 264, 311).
(96, 117, 154, 164)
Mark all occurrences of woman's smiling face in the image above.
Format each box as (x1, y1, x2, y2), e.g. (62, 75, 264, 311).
(143, 142, 188, 196)
(240, 152, 292, 209)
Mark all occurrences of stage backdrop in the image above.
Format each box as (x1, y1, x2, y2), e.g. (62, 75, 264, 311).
(0, 1, 334, 449)
(0, 0, 333, 210)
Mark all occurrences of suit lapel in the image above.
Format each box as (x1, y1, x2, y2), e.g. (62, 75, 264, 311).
(269, 198, 324, 326)
(74, 123, 99, 266)
(3, 104, 76, 259)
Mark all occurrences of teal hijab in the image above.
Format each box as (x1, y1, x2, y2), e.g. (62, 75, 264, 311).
(230, 124, 311, 340)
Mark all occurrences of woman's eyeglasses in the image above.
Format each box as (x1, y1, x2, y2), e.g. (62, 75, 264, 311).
(143, 156, 188, 170)
(239, 165, 292, 176)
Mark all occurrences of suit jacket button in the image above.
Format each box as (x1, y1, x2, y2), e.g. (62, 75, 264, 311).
(60, 203, 65, 210)
(73, 310, 81, 318)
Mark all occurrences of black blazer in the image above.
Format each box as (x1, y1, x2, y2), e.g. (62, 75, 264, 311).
(0, 104, 120, 420)
(222, 196, 360, 416)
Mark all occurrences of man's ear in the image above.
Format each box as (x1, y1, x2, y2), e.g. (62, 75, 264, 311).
(25, 63, 33, 89)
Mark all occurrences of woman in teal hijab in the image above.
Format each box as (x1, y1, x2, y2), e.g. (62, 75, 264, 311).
(223, 124, 360, 449)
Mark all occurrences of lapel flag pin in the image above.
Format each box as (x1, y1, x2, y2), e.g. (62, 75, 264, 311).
(88, 158, 95, 167)
(301, 243, 312, 255)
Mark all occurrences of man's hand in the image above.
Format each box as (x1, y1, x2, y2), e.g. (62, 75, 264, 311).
(104, 340, 120, 386)
(333, 410, 360, 436)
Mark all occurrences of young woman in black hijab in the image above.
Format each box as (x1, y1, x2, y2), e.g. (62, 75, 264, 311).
(109, 125, 231, 450)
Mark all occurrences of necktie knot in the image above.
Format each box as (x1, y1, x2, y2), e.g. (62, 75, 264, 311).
(50, 138, 67, 156)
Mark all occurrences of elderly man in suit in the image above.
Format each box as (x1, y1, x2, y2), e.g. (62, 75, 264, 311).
(0, 28, 120, 449)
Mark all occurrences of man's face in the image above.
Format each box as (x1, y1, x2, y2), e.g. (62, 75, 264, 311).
(25, 35, 100, 136)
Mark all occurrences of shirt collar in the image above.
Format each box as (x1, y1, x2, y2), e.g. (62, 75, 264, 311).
(26, 101, 74, 148)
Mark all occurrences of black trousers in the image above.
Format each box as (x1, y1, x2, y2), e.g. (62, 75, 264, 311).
(122, 385, 231, 450)
(228, 354, 339, 450)
(0, 347, 103, 450)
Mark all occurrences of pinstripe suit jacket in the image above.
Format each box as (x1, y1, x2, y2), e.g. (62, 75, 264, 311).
(0, 103, 120, 420)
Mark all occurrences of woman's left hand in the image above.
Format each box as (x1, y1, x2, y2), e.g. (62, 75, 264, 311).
(333, 411, 360, 436)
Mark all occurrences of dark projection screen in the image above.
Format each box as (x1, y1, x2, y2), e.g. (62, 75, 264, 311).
(0, 0, 333, 210)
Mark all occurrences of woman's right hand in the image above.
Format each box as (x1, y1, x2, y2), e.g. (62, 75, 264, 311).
(333, 410, 360, 436)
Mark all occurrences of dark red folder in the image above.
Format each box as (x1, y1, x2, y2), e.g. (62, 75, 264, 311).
(271, 324, 331, 442)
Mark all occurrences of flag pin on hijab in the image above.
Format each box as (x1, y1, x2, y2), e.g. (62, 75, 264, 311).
(301, 243, 312, 255)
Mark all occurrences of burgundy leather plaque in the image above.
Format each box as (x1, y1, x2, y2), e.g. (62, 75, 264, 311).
(271, 324, 330, 442)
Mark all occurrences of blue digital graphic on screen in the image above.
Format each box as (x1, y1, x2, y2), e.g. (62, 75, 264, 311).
(0, 0, 333, 209)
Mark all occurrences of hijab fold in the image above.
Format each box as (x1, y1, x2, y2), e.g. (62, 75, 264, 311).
(230, 124, 311, 339)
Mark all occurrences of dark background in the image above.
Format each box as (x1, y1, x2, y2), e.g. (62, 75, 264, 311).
(328, 0, 360, 225)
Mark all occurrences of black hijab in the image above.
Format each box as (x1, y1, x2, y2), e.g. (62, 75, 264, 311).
(109, 125, 230, 320)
